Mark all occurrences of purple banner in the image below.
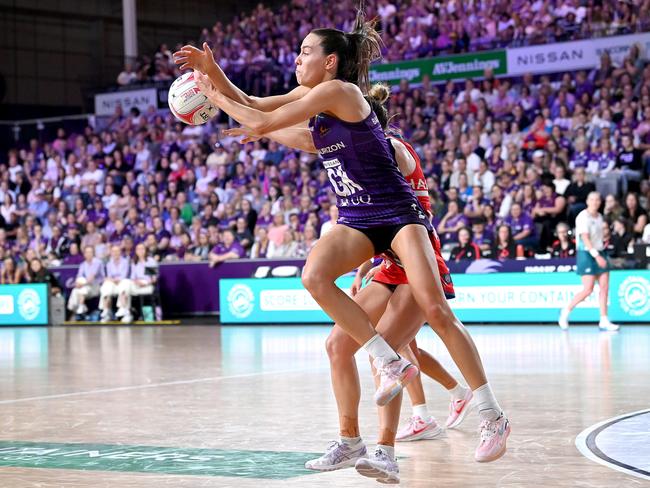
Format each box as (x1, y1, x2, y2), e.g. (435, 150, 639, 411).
(51, 258, 575, 317)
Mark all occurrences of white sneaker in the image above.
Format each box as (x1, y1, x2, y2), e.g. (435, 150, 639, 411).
(396, 416, 443, 442)
(558, 308, 569, 330)
(355, 447, 400, 484)
(76, 304, 88, 315)
(305, 441, 367, 471)
(373, 356, 419, 407)
(598, 318, 620, 331)
(121, 314, 133, 324)
(115, 307, 127, 318)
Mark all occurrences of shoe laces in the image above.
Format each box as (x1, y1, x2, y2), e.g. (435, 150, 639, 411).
(372, 357, 401, 383)
(373, 448, 390, 462)
(325, 440, 343, 453)
(479, 419, 498, 442)
(406, 416, 421, 431)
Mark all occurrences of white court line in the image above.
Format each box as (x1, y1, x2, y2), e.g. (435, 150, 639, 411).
(0, 368, 323, 405)
(575, 408, 650, 482)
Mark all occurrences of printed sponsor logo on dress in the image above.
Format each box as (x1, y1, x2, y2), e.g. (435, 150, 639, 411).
(322, 158, 342, 169)
(318, 142, 346, 155)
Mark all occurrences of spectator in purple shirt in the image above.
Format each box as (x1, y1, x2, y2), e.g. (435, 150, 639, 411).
(152, 216, 171, 255)
(63, 242, 84, 265)
(99, 244, 131, 322)
(471, 218, 493, 252)
(532, 182, 567, 251)
(505, 202, 536, 249)
(438, 201, 469, 244)
(209, 229, 245, 267)
(67, 246, 104, 318)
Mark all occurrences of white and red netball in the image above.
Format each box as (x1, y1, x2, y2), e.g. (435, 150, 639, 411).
(168, 71, 218, 125)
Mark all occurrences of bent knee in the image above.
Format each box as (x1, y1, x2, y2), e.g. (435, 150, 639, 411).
(301, 266, 333, 297)
(421, 301, 455, 329)
(326, 331, 358, 362)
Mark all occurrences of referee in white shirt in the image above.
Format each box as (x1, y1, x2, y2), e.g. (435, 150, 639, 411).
(558, 192, 619, 331)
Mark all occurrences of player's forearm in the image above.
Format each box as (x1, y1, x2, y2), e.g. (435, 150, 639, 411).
(262, 127, 317, 154)
(211, 92, 269, 132)
(205, 63, 253, 107)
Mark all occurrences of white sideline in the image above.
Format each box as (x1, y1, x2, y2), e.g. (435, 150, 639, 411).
(0, 368, 319, 405)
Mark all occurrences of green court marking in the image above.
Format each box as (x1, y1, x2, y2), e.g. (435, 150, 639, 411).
(0, 441, 320, 479)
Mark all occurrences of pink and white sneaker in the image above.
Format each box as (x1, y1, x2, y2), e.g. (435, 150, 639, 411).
(446, 389, 474, 429)
(396, 416, 443, 442)
(372, 357, 419, 407)
(475, 414, 510, 462)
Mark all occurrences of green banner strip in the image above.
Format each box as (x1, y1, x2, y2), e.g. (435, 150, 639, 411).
(369, 49, 507, 85)
(0, 441, 320, 479)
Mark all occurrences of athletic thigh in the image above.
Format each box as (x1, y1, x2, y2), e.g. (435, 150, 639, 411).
(597, 272, 609, 290)
(303, 224, 375, 282)
(389, 225, 450, 316)
(581, 274, 597, 292)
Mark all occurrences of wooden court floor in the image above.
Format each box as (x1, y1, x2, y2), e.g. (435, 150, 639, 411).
(0, 324, 648, 487)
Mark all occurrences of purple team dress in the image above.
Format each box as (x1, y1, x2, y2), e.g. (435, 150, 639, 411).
(309, 110, 430, 231)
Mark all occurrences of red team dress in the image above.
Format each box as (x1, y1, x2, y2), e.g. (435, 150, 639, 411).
(371, 136, 456, 299)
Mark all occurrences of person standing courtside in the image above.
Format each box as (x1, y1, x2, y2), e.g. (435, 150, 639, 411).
(559, 192, 619, 331)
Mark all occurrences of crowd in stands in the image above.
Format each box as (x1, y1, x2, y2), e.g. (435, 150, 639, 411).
(118, 0, 650, 95)
(1, 1, 650, 321)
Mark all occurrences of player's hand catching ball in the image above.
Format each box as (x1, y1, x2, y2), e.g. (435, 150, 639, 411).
(194, 70, 222, 104)
(173, 42, 215, 74)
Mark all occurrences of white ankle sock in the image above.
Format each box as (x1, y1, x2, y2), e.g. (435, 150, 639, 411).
(363, 334, 399, 363)
(473, 383, 502, 421)
(340, 435, 362, 446)
(448, 383, 470, 401)
(412, 404, 429, 419)
(377, 444, 395, 460)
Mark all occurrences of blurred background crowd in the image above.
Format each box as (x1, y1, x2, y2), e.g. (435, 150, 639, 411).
(1, 0, 650, 297)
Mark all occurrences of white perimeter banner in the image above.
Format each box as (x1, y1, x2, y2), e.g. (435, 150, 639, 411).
(94, 88, 158, 117)
(507, 32, 650, 76)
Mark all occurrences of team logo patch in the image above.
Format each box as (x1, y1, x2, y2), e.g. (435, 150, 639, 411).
(18, 289, 41, 321)
(618, 276, 650, 317)
(319, 125, 330, 137)
(227, 284, 255, 319)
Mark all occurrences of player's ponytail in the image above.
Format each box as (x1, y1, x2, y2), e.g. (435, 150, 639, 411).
(312, 5, 382, 93)
(365, 83, 391, 129)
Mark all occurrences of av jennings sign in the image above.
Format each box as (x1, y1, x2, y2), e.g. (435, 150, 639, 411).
(369, 50, 507, 86)
(369, 33, 650, 86)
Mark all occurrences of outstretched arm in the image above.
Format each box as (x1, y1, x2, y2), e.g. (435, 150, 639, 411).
(196, 71, 365, 134)
(174, 43, 310, 111)
(223, 123, 317, 154)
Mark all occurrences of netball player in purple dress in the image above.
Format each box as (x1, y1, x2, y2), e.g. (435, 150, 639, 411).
(174, 9, 509, 463)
